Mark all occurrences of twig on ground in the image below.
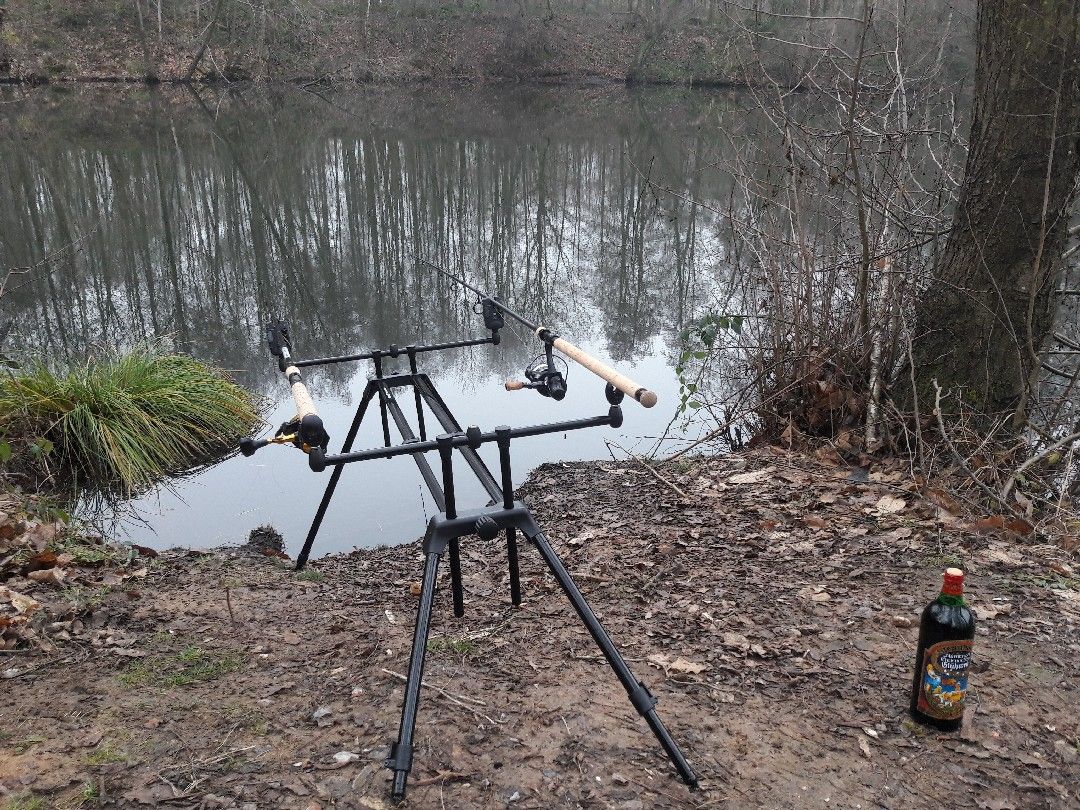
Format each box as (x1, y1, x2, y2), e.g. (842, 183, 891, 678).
(606, 441, 689, 499)
(1001, 429, 1080, 502)
(932, 381, 1021, 518)
(380, 668, 503, 725)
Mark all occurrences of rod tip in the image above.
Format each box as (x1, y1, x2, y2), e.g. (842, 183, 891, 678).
(639, 390, 658, 408)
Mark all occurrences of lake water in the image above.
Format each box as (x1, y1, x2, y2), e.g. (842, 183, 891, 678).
(0, 83, 749, 556)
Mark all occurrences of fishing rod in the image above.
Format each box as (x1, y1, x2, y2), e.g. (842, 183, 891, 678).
(419, 258, 658, 408)
(239, 320, 330, 458)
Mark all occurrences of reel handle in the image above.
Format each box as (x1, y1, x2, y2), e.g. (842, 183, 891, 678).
(239, 437, 270, 456)
(505, 380, 527, 391)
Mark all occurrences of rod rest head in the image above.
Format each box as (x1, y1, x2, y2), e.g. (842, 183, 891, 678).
(608, 405, 624, 429)
(266, 320, 291, 358)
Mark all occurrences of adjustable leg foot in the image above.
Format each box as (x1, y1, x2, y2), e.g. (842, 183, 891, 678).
(448, 537, 464, 617)
(387, 547, 442, 802)
(630, 682, 699, 787)
(506, 527, 522, 606)
(387, 743, 412, 802)
(526, 526, 698, 788)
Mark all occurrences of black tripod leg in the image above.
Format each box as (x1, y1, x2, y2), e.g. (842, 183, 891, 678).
(448, 537, 464, 618)
(526, 528, 698, 788)
(388, 546, 443, 802)
(295, 384, 377, 570)
(506, 527, 522, 606)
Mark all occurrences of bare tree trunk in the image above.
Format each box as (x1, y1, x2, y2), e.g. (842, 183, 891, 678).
(910, 0, 1080, 423)
(134, 0, 158, 80)
(184, 0, 226, 82)
(0, 2, 9, 76)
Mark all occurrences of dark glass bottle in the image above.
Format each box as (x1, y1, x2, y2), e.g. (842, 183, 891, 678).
(909, 568, 976, 731)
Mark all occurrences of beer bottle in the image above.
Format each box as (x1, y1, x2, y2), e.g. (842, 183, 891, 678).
(909, 568, 976, 731)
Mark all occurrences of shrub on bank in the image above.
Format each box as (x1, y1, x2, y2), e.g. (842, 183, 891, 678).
(0, 347, 262, 498)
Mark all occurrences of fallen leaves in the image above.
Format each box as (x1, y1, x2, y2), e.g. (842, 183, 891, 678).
(647, 653, 709, 675)
(872, 494, 907, 517)
(726, 467, 775, 485)
(721, 632, 751, 652)
(798, 585, 832, 603)
(1, 493, 149, 649)
(27, 566, 67, 585)
(967, 515, 1035, 537)
(975, 602, 1013, 620)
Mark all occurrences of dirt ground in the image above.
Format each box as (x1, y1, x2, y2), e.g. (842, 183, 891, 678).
(1, 448, 1078, 809)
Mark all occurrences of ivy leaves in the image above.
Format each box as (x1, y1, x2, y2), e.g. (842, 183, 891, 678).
(675, 313, 743, 414)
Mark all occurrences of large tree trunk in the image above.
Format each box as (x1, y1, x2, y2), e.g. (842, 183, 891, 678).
(0, 2, 10, 76)
(910, 0, 1080, 424)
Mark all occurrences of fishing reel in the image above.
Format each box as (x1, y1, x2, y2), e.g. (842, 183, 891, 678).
(239, 317, 331, 457)
(239, 414, 330, 458)
(505, 343, 568, 400)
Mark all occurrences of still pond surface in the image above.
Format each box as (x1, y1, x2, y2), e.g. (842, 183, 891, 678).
(0, 83, 755, 556)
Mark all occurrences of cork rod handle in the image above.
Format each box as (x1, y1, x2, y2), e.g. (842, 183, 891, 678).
(542, 332, 657, 408)
(284, 365, 319, 420)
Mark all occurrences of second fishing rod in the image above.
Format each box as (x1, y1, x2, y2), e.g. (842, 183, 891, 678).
(419, 258, 658, 408)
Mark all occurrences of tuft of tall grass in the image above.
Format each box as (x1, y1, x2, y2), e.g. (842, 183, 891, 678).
(0, 347, 262, 498)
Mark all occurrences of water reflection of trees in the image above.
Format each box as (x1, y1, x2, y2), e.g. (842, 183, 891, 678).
(0, 85, 734, 398)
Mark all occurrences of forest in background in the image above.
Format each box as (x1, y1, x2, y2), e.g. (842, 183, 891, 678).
(0, 0, 973, 86)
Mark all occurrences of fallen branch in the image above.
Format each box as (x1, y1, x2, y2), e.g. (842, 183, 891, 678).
(1000, 429, 1080, 502)
(380, 668, 503, 726)
(605, 441, 689, 499)
(183, 0, 226, 82)
(931, 381, 1022, 519)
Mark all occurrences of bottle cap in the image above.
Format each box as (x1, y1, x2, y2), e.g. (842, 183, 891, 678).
(942, 567, 964, 596)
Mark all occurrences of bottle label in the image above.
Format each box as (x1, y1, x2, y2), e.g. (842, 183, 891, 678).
(917, 639, 972, 720)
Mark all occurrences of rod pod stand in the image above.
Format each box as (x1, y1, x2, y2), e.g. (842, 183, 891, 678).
(296, 372, 696, 802)
(241, 318, 696, 802)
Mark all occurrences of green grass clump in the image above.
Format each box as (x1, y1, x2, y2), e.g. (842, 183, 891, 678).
(0, 347, 262, 497)
(120, 646, 243, 688)
(427, 636, 480, 656)
(84, 744, 127, 766)
(11, 735, 45, 754)
(5, 794, 46, 810)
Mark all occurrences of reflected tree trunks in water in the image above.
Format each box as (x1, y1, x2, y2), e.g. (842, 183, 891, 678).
(0, 86, 731, 392)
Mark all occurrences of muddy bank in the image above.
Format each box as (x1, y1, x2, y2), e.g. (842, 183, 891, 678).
(1, 449, 1077, 808)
